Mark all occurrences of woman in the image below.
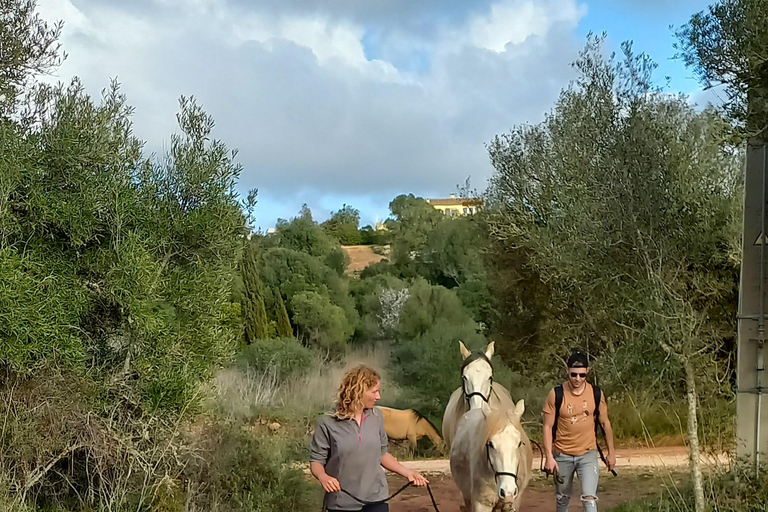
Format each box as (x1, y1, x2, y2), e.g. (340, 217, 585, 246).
(310, 365, 429, 512)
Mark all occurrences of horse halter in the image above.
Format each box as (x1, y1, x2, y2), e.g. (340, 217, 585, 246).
(461, 352, 494, 404)
(485, 441, 520, 483)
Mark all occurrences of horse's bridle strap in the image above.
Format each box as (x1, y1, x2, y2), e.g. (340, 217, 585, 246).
(486, 443, 519, 482)
(464, 390, 490, 402)
(462, 376, 493, 403)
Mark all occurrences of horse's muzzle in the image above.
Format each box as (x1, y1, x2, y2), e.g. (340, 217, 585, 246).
(498, 484, 518, 500)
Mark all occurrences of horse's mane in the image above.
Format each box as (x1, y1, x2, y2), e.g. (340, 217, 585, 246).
(482, 407, 521, 443)
(410, 409, 440, 434)
(460, 351, 493, 373)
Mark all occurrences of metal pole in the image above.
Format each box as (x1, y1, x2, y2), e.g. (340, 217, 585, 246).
(756, 144, 767, 476)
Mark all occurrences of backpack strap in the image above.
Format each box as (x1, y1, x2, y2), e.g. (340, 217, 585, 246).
(593, 384, 602, 426)
(552, 385, 564, 443)
(591, 384, 617, 476)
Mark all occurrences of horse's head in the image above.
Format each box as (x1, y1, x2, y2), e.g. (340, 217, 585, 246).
(459, 341, 495, 409)
(484, 399, 526, 502)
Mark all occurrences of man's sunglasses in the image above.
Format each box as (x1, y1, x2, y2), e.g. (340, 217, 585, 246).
(569, 372, 587, 379)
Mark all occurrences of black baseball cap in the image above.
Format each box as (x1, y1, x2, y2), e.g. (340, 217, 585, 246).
(567, 352, 589, 368)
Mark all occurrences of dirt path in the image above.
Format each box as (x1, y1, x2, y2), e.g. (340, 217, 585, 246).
(385, 446, 723, 512)
(398, 446, 726, 474)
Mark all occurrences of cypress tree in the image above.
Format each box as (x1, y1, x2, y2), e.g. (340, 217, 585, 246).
(241, 239, 269, 343)
(274, 290, 293, 338)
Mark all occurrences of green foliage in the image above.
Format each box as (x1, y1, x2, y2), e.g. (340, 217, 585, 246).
(397, 279, 475, 339)
(387, 194, 444, 270)
(613, 464, 768, 512)
(676, 0, 768, 137)
(415, 216, 487, 289)
(241, 239, 269, 343)
(258, 247, 357, 325)
(274, 291, 293, 338)
(259, 248, 340, 301)
(0, 248, 88, 371)
(1, 79, 244, 412)
(271, 205, 341, 260)
(236, 338, 312, 382)
(348, 274, 408, 340)
(323, 246, 347, 276)
(393, 319, 486, 418)
(185, 421, 318, 512)
(322, 204, 363, 245)
(359, 225, 390, 245)
(0, 0, 64, 118)
(291, 291, 353, 355)
(485, 35, 741, 391)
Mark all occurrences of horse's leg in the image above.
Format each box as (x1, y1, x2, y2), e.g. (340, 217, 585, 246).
(471, 502, 494, 512)
(407, 432, 417, 452)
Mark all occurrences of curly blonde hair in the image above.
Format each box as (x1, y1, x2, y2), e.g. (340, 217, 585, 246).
(335, 365, 380, 419)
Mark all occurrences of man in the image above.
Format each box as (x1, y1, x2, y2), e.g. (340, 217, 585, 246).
(542, 352, 616, 512)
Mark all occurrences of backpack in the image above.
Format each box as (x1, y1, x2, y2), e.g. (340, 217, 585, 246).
(551, 383, 602, 444)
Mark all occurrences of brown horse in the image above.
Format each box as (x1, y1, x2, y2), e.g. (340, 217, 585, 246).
(378, 406, 444, 452)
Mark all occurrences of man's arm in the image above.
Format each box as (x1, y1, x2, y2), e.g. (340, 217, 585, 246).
(599, 404, 616, 471)
(542, 411, 559, 474)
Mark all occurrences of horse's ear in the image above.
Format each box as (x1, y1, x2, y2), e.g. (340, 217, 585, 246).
(484, 341, 495, 360)
(459, 341, 471, 359)
(513, 399, 525, 419)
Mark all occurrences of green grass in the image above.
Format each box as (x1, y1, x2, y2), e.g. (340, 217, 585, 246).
(611, 463, 768, 512)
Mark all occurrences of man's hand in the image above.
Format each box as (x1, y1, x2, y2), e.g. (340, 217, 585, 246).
(407, 470, 429, 487)
(544, 456, 559, 475)
(605, 452, 616, 472)
(319, 474, 341, 493)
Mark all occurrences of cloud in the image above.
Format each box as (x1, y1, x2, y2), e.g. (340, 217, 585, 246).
(468, 0, 588, 51)
(35, 0, 586, 226)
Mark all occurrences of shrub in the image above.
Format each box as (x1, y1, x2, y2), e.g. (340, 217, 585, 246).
(291, 292, 353, 355)
(397, 279, 473, 339)
(236, 338, 312, 382)
(393, 319, 485, 417)
(185, 421, 320, 512)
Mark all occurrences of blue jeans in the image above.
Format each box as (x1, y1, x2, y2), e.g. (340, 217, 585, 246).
(555, 450, 600, 512)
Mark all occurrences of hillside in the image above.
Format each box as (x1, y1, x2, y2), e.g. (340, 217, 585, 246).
(341, 245, 389, 276)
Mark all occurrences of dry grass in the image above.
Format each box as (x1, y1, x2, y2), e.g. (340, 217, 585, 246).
(206, 343, 400, 420)
(341, 245, 387, 276)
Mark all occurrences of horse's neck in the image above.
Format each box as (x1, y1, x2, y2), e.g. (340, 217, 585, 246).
(416, 419, 441, 443)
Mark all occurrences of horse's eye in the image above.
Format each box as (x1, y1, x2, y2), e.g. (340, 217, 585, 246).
(519, 441, 524, 447)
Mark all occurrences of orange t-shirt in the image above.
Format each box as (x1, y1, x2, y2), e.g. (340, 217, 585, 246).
(542, 382, 607, 456)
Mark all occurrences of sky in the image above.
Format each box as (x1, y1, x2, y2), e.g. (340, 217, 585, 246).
(35, 0, 714, 231)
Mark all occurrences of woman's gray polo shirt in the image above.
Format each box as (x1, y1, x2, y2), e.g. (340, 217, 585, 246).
(310, 407, 389, 511)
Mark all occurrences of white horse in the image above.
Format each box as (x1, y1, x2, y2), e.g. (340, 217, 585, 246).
(450, 401, 533, 512)
(442, 341, 516, 450)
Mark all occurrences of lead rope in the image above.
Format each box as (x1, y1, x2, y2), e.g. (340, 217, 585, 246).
(529, 440, 564, 485)
(322, 482, 441, 512)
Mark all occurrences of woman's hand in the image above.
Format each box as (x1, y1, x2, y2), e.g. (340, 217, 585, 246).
(407, 470, 429, 487)
(319, 474, 341, 493)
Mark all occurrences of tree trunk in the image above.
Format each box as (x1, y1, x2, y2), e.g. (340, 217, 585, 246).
(684, 357, 706, 512)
